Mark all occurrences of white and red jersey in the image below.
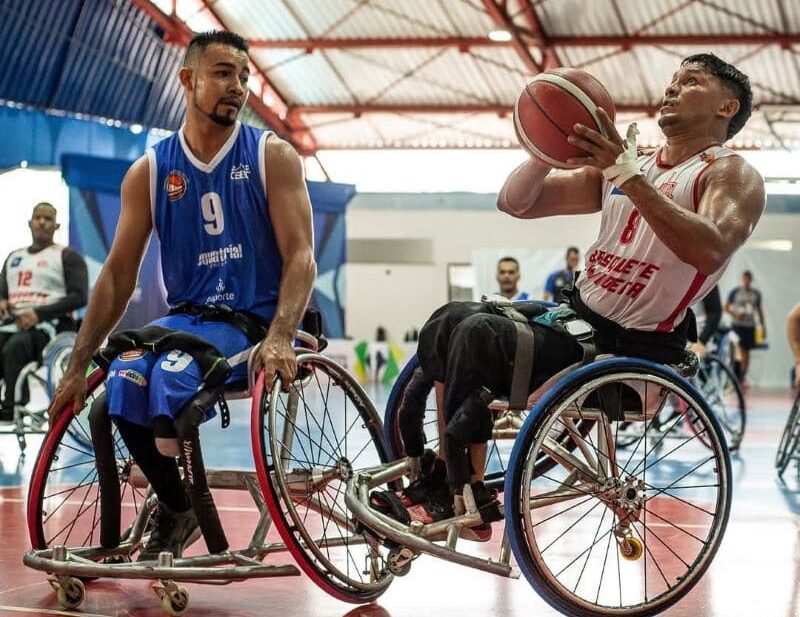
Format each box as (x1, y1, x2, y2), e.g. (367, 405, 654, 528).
(576, 145, 738, 332)
(5, 244, 68, 310)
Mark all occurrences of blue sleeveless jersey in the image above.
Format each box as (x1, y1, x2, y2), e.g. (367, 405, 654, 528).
(148, 122, 282, 323)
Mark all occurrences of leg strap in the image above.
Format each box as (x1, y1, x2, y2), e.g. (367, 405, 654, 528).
(89, 393, 121, 549)
(509, 321, 534, 411)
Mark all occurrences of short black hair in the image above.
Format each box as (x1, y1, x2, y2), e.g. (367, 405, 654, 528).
(566, 246, 579, 258)
(32, 202, 56, 217)
(184, 31, 249, 66)
(681, 53, 752, 140)
(497, 256, 520, 268)
(743, 270, 753, 278)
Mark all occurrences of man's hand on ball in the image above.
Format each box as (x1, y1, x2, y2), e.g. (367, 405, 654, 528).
(566, 108, 624, 169)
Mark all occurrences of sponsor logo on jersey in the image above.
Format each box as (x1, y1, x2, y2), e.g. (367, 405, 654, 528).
(165, 170, 188, 201)
(10, 257, 21, 268)
(216, 277, 225, 293)
(117, 368, 147, 387)
(230, 164, 251, 180)
(197, 243, 243, 267)
(119, 349, 145, 361)
(36, 259, 49, 268)
(658, 181, 677, 199)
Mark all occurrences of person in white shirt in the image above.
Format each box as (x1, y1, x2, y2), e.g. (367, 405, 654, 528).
(0, 203, 87, 421)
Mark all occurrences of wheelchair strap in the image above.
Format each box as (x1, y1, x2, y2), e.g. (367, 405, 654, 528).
(509, 321, 534, 411)
(168, 303, 268, 345)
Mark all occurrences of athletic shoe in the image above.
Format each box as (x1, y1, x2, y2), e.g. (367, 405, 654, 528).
(459, 481, 503, 542)
(401, 451, 449, 507)
(138, 502, 200, 562)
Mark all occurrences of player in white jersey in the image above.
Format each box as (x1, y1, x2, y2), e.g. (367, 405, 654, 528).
(0, 203, 87, 421)
(404, 53, 765, 526)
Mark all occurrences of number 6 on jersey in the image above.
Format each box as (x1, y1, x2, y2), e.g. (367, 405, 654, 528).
(201, 192, 225, 236)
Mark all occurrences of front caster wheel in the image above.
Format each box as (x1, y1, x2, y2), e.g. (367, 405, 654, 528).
(161, 586, 189, 617)
(620, 536, 644, 561)
(56, 577, 85, 610)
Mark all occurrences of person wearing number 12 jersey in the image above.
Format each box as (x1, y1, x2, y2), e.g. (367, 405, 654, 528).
(49, 31, 316, 560)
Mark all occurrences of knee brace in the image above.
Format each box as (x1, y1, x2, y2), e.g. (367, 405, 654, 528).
(398, 367, 434, 457)
(174, 389, 228, 554)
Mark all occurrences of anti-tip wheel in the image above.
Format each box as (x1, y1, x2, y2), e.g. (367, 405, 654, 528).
(161, 586, 190, 617)
(56, 577, 85, 610)
(620, 536, 644, 561)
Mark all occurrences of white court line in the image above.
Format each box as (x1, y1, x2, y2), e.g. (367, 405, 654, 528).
(0, 606, 113, 617)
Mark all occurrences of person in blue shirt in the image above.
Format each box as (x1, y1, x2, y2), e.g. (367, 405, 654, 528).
(495, 256, 530, 301)
(50, 31, 316, 560)
(543, 246, 580, 303)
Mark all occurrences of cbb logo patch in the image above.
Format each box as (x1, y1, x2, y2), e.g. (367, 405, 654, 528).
(166, 170, 188, 201)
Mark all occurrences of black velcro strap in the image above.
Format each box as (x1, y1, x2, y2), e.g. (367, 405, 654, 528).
(509, 321, 534, 410)
(217, 396, 230, 429)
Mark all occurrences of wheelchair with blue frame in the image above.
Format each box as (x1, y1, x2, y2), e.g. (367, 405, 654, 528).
(0, 317, 80, 453)
(24, 313, 732, 617)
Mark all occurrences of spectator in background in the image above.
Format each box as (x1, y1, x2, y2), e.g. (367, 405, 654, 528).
(544, 246, 580, 303)
(495, 256, 529, 301)
(725, 270, 765, 384)
(0, 203, 88, 421)
(788, 303, 800, 388)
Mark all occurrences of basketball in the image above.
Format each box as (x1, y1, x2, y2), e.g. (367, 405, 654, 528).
(514, 68, 616, 168)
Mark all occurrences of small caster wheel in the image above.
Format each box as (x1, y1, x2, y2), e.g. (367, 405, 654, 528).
(56, 577, 85, 610)
(387, 547, 415, 576)
(161, 586, 189, 617)
(620, 536, 644, 561)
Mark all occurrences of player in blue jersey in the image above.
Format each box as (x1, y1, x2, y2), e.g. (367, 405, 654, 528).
(50, 31, 316, 560)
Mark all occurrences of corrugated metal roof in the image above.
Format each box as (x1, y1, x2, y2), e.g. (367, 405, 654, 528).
(0, 0, 187, 131)
(4, 0, 800, 150)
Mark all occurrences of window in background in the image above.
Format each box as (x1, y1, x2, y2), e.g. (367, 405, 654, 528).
(448, 263, 474, 302)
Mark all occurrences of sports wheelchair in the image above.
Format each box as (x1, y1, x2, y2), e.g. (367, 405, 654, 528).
(0, 318, 78, 453)
(25, 334, 732, 617)
(776, 390, 800, 480)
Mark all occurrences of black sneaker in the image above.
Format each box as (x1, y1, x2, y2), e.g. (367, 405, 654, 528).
(138, 502, 200, 562)
(401, 452, 448, 507)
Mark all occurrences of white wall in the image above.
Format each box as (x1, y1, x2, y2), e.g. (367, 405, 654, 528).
(0, 169, 70, 256)
(346, 203, 800, 387)
(345, 203, 601, 340)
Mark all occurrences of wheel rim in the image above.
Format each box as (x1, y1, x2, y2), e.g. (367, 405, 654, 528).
(263, 354, 392, 597)
(29, 369, 150, 551)
(697, 358, 745, 449)
(515, 371, 730, 614)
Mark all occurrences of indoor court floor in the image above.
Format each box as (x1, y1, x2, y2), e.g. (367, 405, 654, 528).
(0, 387, 798, 617)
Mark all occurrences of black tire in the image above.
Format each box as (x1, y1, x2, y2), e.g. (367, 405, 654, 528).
(776, 391, 800, 478)
(696, 355, 746, 451)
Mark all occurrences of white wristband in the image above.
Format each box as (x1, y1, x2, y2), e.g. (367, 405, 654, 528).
(602, 123, 642, 188)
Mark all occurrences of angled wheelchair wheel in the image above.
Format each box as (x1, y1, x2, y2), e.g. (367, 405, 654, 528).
(383, 354, 593, 491)
(45, 333, 78, 400)
(505, 358, 732, 617)
(254, 353, 394, 603)
(28, 367, 151, 556)
(776, 391, 800, 479)
(694, 356, 746, 451)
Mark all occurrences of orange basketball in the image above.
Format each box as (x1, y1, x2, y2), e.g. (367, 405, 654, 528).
(514, 68, 616, 169)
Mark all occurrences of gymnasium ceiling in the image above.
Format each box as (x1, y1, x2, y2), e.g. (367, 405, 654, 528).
(141, 0, 800, 154)
(4, 0, 800, 155)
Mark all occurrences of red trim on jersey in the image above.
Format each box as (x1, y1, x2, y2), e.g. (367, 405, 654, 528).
(691, 154, 739, 212)
(656, 145, 717, 170)
(656, 271, 707, 332)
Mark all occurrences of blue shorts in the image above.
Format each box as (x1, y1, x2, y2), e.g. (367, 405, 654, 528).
(106, 314, 252, 428)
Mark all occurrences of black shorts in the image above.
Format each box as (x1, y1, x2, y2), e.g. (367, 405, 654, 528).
(417, 302, 491, 382)
(443, 312, 584, 425)
(733, 325, 756, 350)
